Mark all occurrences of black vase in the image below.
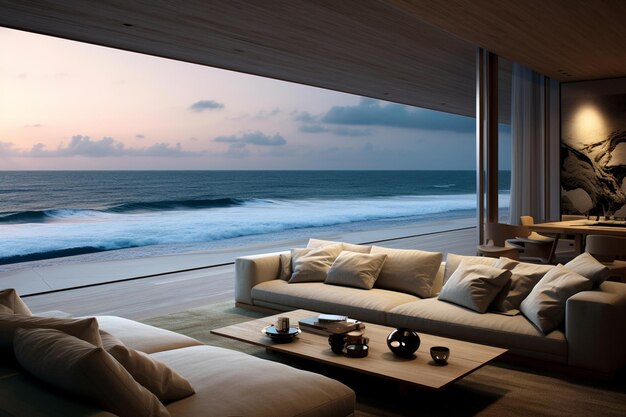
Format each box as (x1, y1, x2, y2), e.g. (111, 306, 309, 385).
(386, 328, 420, 358)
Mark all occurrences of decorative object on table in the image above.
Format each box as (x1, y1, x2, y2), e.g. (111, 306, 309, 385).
(346, 343, 369, 358)
(328, 334, 347, 354)
(430, 346, 450, 365)
(262, 325, 300, 343)
(386, 327, 420, 358)
(298, 315, 364, 335)
(275, 316, 290, 332)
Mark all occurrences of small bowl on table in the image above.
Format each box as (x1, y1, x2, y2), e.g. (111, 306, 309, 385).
(430, 346, 450, 365)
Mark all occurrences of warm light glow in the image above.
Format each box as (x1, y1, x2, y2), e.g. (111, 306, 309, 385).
(572, 104, 608, 142)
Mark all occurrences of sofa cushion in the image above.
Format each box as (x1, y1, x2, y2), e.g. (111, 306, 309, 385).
(0, 315, 102, 352)
(438, 262, 511, 313)
(492, 258, 554, 312)
(279, 253, 292, 280)
(252, 280, 418, 323)
(0, 289, 32, 315)
(444, 253, 499, 284)
(95, 316, 202, 354)
(520, 264, 594, 334)
(370, 246, 443, 298)
(325, 251, 387, 289)
(387, 298, 567, 361)
(307, 238, 372, 253)
(100, 331, 195, 402)
(288, 244, 343, 283)
(565, 252, 610, 285)
(13, 328, 170, 417)
(151, 345, 355, 417)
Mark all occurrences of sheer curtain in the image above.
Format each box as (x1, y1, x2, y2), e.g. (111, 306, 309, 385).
(509, 64, 547, 223)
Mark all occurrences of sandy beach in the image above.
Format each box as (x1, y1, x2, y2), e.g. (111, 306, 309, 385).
(0, 217, 476, 296)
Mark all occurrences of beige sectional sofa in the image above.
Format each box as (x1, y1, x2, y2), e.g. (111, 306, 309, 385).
(235, 240, 626, 375)
(0, 314, 355, 417)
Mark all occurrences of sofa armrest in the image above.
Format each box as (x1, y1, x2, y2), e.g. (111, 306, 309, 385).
(566, 281, 626, 373)
(235, 251, 287, 304)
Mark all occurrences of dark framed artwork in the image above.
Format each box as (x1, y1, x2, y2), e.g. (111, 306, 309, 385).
(561, 78, 626, 217)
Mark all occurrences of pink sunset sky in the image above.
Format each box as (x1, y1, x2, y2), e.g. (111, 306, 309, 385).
(0, 27, 498, 170)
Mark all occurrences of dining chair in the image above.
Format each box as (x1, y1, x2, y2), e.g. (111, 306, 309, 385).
(585, 235, 626, 282)
(477, 222, 527, 260)
(515, 216, 554, 263)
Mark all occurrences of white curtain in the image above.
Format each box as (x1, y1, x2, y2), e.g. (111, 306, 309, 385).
(509, 64, 547, 224)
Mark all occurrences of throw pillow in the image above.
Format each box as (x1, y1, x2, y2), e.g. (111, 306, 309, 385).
(565, 252, 610, 285)
(100, 331, 195, 402)
(279, 252, 292, 280)
(520, 264, 594, 334)
(0, 305, 12, 314)
(0, 288, 33, 315)
(307, 238, 372, 253)
(438, 261, 512, 313)
(14, 328, 170, 417)
(325, 251, 387, 289)
(444, 254, 499, 284)
(0, 315, 102, 351)
(491, 258, 554, 312)
(370, 246, 443, 298)
(288, 243, 343, 283)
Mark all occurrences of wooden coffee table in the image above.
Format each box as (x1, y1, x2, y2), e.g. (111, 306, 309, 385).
(211, 309, 507, 390)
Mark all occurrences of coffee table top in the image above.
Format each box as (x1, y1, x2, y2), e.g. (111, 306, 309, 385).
(211, 309, 507, 390)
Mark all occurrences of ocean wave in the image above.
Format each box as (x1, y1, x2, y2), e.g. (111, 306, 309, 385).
(0, 197, 245, 224)
(433, 184, 455, 188)
(0, 193, 510, 261)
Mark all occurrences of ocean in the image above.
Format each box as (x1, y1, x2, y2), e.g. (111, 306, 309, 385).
(0, 171, 510, 267)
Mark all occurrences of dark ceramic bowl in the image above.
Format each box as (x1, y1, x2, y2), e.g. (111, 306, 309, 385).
(430, 346, 450, 364)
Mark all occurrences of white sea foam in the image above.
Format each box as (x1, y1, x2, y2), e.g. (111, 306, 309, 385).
(0, 194, 509, 258)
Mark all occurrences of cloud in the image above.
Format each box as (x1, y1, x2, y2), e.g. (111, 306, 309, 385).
(135, 134, 145, 139)
(255, 108, 280, 119)
(320, 98, 474, 133)
(299, 124, 371, 137)
(0, 135, 198, 158)
(24, 123, 43, 128)
(214, 131, 287, 148)
(189, 100, 225, 112)
(292, 111, 317, 123)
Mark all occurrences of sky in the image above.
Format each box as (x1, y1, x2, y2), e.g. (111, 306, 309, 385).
(0, 28, 510, 170)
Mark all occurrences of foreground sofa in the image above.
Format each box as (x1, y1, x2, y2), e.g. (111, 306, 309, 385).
(235, 240, 626, 376)
(0, 311, 355, 417)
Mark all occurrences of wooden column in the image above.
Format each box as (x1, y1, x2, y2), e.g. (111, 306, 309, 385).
(476, 48, 499, 244)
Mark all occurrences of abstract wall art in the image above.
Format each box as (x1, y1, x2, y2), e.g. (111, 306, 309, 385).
(561, 78, 626, 217)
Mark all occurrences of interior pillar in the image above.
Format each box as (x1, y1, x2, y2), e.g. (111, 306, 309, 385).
(476, 48, 499, 244)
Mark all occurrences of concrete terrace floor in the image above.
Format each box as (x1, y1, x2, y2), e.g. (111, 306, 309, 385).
(4, 219, 479, 320)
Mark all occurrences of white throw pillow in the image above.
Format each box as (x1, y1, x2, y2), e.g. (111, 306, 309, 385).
(0, 288, 32, 315)
(100, 331, 195, 402)
(491, 258, 554, 312)
(288, 243, 343, 283)
(0, 315, 102, 351)
(14, 328, 170, 417)
(444, 254, 499, 284)
(520, 264, 593, 334)
(325, 251, 387, 289)
(438, 261, 512, 313)
(307, 238, 372, 253)
(565, 252, 610, 285)
(371, 246, 443, 298)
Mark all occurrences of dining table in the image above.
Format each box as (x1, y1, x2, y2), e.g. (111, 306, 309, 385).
(528, 219, 626, 262)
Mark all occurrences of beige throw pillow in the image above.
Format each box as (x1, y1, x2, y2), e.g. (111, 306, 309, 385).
(0, 288, 33, 315)
(279, 253, 292, 280)
(371, 246, 443, 298)
(520, 264, 593, 334)
(325, 251, 387, 289)
(565, 252, 610, 285)
(307, 238, 372, 253)
(0, 315, 102, 351)
(491, 258, 554, 312)
(0, 305, 12, 314)
(100, 331, 195, 402)
(288, 243, 343, 283)
(14, 328, 170, 417)
(438, 261, 512, 313)
(444, 254, 499, 284)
